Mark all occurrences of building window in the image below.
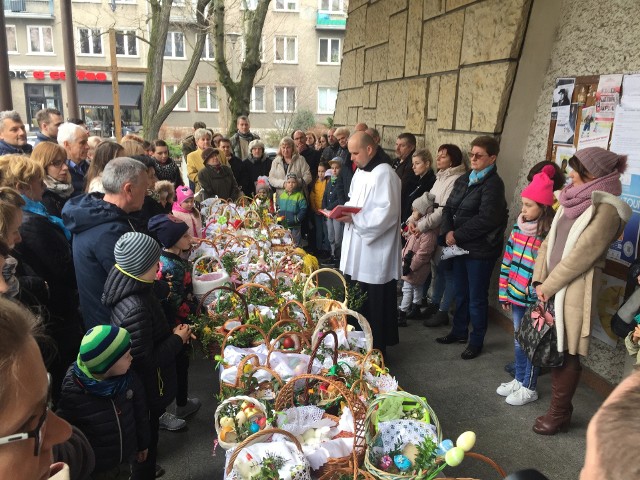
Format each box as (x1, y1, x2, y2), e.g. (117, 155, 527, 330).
(251, 86, 265, 112)
(6, 26, 18, 53)
(78, 28, 103, 56)
(274, 0, 297, 11)
(317, 87, 337, 114)
(197, 85, 218, 111)
(275, 86, 296, 113)
(164, 31, 186, 59)
(241, 0, 258, 9)
(25, 84, 64, 130)
(27, 26, 54, 54)
(202, 34, 214, 60)
(319, 0, 344, 13)
(318, 38, 340, 64)
(115, 30, 138, 56)
(274, 36, 297, 63)
(164, 84, 188, 111)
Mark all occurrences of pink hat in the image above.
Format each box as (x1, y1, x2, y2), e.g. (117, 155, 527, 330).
(176, 185, 194, 205)
(521, 165, 555, 206)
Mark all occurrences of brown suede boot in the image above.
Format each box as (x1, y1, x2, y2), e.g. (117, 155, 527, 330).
(533, 354, 581, 435)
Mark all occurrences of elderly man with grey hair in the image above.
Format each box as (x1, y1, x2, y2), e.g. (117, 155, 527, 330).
(62, 157, 148, 328)
(0, 110, 32, 155)
(58, 122, 90, 196)
(241, 138, 272, 195)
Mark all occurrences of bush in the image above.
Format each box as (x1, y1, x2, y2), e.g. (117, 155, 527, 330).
(291, 109, 316, 132)
(165, 139, 183, 159)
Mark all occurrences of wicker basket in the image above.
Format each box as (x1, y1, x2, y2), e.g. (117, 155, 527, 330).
(192, 255, 230, 298)
(363, 391, 442, 480)
(274, 373, 367, 478)
(318, 466, 376, 480)
(313, 309, 373, 355)
(236, 282, 279, 307)
(224, 428, 307, 478)
(195, 286, 249, 326)
(222, 353, 284, 401)
(278, 299, 315, 333)
(441, 452, 507, 479)
(303, 268, 349, 308)
(220, 324, 268, 358)
(214, 395, 271, 450)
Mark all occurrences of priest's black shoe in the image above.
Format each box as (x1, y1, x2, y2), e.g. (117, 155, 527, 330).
(435, 333, 467, 344)
(461, 345, 482, 360)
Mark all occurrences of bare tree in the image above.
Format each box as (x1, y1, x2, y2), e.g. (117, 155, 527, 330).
(212, 0, 271, 135)
(142, 0, 212, 140)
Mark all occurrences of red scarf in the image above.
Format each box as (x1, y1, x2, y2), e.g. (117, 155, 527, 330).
(558, 170, 621, 219)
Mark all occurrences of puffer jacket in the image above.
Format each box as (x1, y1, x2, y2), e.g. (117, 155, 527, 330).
(415, 164, 467, 233)
(441, 166, 508, 259)
(102, 267, 183, 412)
(56, 366, 150, 473)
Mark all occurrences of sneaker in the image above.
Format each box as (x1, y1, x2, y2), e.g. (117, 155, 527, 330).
(423, 310, 449, 327)
(461, 345, 482, 360)
(441, 245, 470, 260)
(175, 398, 201, 419)
(155, 464, 166, 478)
(496, 378, 521, 397)
(406, 303, 421, 319)
(506, 386, 538, 406)
(159, 412, 186, 431)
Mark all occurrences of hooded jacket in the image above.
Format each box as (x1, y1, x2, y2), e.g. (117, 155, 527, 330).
(56, 367, 150, 473)
(62, 193, 138, 328)
(441, 166, 509, 259)
(102, 267, 182, 411)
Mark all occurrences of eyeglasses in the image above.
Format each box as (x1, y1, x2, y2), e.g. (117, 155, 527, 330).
(0, 374, 51, 456)
(49, 159, 66, 168)
(468, 152, 489, 159)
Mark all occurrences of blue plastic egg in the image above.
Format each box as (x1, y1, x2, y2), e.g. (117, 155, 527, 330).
(393, 454, 411, 471)
(436, 439, 454, 456)
(249, 422, 260, 434)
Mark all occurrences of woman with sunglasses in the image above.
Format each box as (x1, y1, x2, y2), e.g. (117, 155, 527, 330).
(0, 297, 72, 479)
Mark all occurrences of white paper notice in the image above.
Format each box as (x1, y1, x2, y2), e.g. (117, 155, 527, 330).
(610, 106, 640, 174)
(621, 74, 640, 110)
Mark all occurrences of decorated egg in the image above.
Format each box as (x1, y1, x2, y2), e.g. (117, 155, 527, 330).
(445, 447, 465, 467)
(249, 422, 260, 434)
(456, 431, 476, 452)
(379, 455, 392, 471)
(219, 416, 234, 428)
(235, 411, 247, 425)
(218, 215, 228, 225)
(436, 439, 454, 456)
(257, 417, 267, 428)
(393, 454, 411, 471)
(402, 443, 419, 464)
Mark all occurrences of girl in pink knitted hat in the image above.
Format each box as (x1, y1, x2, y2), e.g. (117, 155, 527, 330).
(496, 165, 557, 406)
(171, 186, 203, 238)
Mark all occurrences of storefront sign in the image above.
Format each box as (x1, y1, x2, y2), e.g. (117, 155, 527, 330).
(9, 70, 108, 82)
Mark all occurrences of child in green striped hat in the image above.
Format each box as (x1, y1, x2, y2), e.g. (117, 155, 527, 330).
(56, 325, 151, 476)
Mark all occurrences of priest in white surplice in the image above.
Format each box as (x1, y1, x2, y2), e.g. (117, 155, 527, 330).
(337, 132, 402, 354)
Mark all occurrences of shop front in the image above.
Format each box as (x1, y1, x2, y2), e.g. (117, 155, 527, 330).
(78, 82, 143, 137)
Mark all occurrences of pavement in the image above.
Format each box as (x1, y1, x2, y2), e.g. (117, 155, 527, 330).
(156, 311, 603, 480)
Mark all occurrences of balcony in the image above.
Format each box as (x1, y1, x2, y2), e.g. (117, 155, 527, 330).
(4, 0, 54, 19)
(316, 11, 346, 30)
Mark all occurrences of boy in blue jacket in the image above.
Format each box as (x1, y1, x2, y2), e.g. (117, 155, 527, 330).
(278, 173, 307, 246)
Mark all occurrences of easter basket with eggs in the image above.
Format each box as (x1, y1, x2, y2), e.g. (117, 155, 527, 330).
(303, 268, 349, 313)
(215, 395, 272, 450)
(191, 255, 230, 298)
(225, 429, 312, 480)
(311, 309, 373, 363)
(219, 353, 284, 403)
(274, 373, 367, 478)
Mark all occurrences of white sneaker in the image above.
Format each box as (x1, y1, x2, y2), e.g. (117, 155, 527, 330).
(496, 379, 521, 397)
(506, 386, 539, 406)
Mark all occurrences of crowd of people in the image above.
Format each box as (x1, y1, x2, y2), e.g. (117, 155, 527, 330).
(0, 105, 638, 480)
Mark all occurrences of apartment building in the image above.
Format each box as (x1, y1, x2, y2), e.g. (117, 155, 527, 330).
(3, 0, 346, 137)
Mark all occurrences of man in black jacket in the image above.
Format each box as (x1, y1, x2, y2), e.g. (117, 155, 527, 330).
(59, 122, 90, 196)
(0, 110, 33, 156)
(394, 132, 420, 224)
(436, 136, 508, 360)
(218, 137, 244, 191)
(34, 108, 63, 146)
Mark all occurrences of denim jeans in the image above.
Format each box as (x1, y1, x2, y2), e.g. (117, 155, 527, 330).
(313, 214, 330, 251)
(450, 256, 496, 347)
(431, 257, 455, 312)
(513, 304, 540, 390)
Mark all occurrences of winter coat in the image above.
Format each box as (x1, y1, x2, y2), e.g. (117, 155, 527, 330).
(498, 223, 543, 307)
(42, 189, 69, 218)
(154, 159, 183, 189)
(278, 191, 307, 229)
(300, 147, 321, 182)
(269, 154, 312, 196)
(336, 158, 355, 202)
(322, 176, 345, 210)
(230, 131, 260, 160)
(401, 230, 437, 285)
(62, 193, 138, 328)
(321, 143, 339, 162)
(241, 155, 272, 196)
(0, 139, 32, 155)
(404, 169, 436, 222)
(171, 208, 203, 239)
(67, 160, 89, 197)
(228, 155, 244, 190)
(102, 267, 183, 411)
(533, 191, 631, 356)
(186, 149, 205, 189)
(56, 367, 150, 473)
(181, 134, 196, 159)
(441, 167, 508, 259)
(158, 251, 194, 326)
(309, 178, 327, 212)
(415, 164, 467, 233)
(134, 196, 166, 235)
(14, 210, 81, 329)
(198, 164, 241, 201)
(34, 132, 57, 146)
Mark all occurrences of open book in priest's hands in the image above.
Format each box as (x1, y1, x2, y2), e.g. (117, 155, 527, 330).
(319, 205, 362, 219)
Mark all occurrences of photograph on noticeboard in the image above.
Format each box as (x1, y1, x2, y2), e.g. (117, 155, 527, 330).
(577, 105, 613, 150)
(553, 103, 579, 145)
(551, 77, 576, 120)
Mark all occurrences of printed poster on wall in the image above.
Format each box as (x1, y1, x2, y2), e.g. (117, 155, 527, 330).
(576, 105, 613, 150)
(551, 77, 575, 120)
(592, 273, 626, 347)
(607, 173, 640, 266)
(555, 145, 575, 185)
(595, 74, 623, 119)
(553, 103, 579, 145)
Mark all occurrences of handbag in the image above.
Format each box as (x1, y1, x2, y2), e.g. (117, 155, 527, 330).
(515, 301, 564, 368)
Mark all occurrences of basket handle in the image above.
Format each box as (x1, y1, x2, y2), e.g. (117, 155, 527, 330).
(359, 348, 386, 378)
(278, 299, 314, 330)
(314, 308, 373, 353)
(306, 330, 338, 375)
(221, 324, 268, 353)
(194, 284, 248, 319)
(303, 267, 348, 304)
(225, 428, 303, 476)
(464, 452, 507, 478)
(237, 282, 278, 300)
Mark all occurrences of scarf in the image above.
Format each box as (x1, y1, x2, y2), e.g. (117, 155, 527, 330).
(236, 131, 256, 142)
(558, 170, 622, 219)
(469, 164, 495, 185)
(43, 175, 74, 199)
(517, 213, 539, 236)
(173, 202, 196, 215)
(1, 255, 20, 298)
(73, 361, 130, 398)
(21, 195, 72, 241)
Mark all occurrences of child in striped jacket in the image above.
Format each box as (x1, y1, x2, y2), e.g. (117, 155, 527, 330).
(497, 165, 556, 406)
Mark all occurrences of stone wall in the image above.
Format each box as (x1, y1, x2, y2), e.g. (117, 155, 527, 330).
(335, 0, 532, 154)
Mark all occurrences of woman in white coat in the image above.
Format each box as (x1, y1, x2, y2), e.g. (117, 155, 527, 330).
(407, 144, 467, 327)
(268, 137, 312, 197)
